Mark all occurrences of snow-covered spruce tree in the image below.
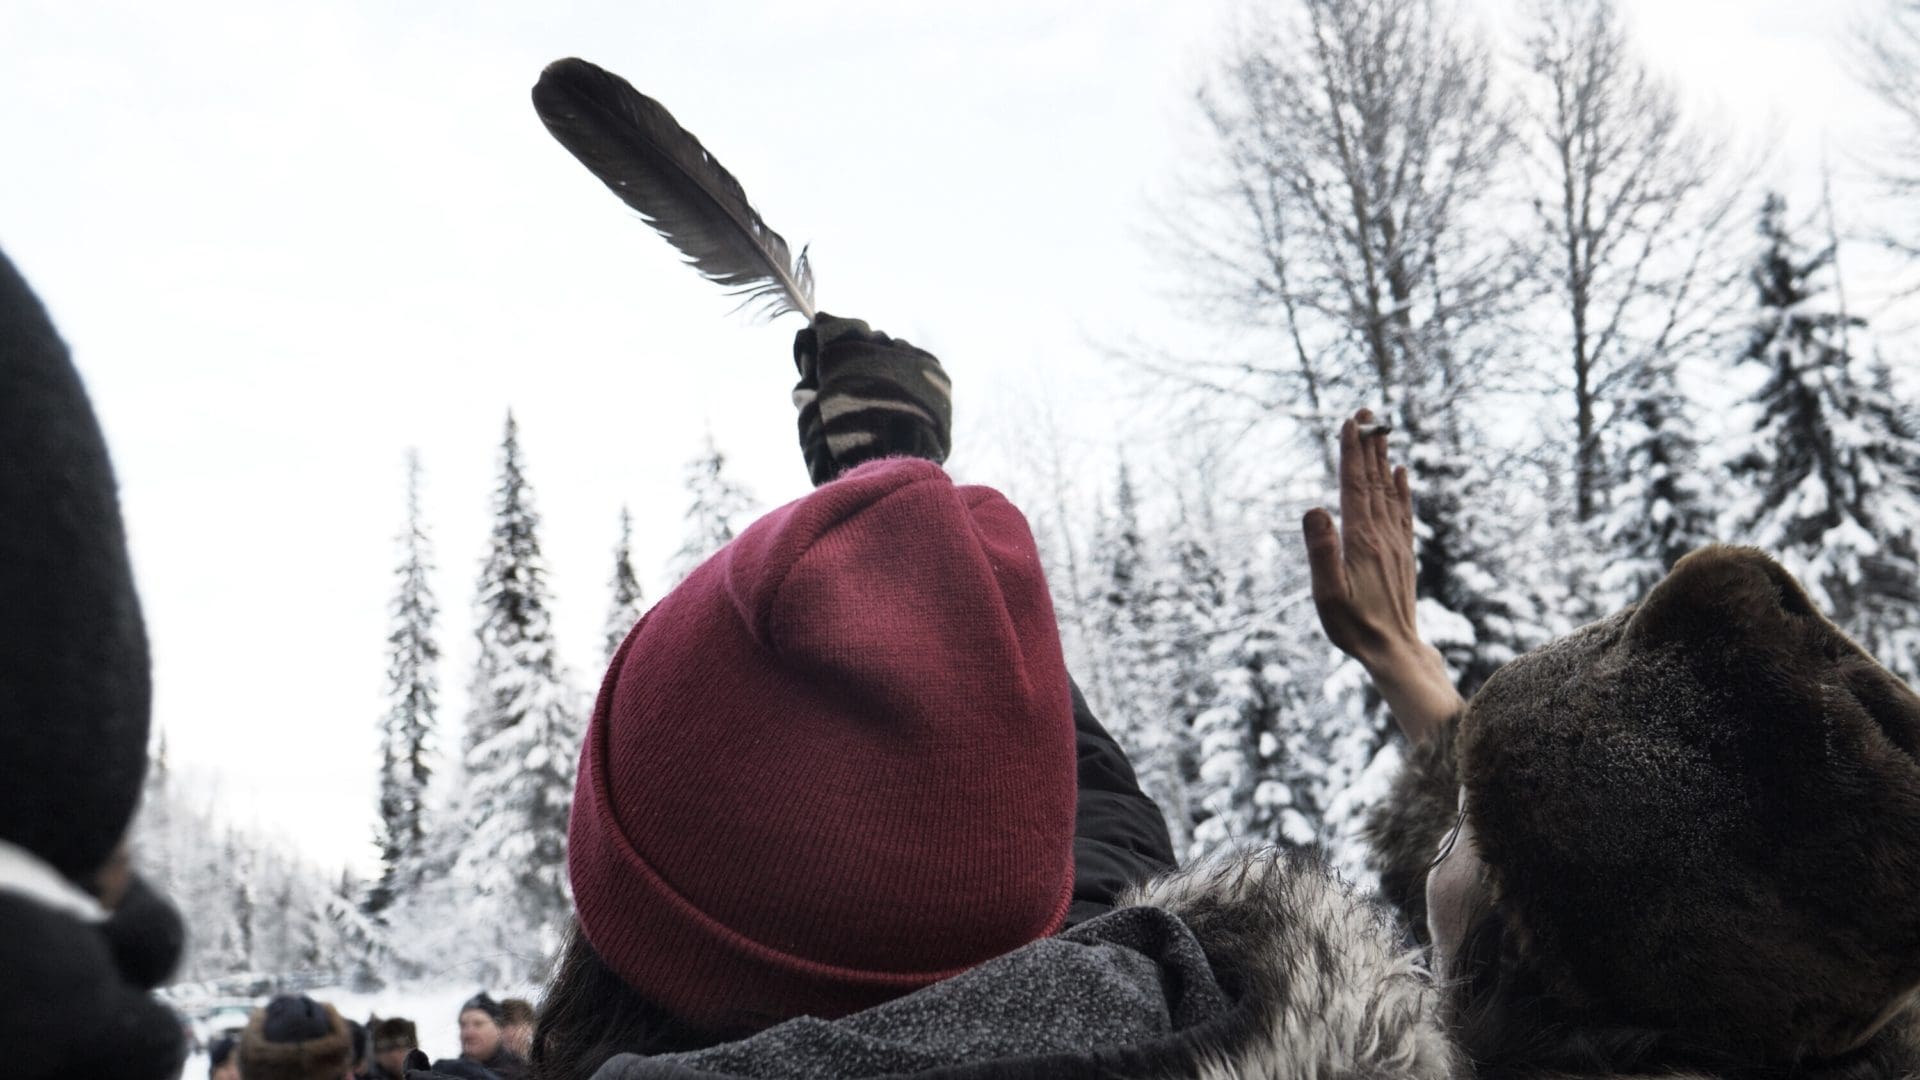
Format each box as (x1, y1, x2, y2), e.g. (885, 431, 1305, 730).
(135, 731, 177, 895)
(1409, 415, 1554, 695)
(367, 450, 438, 918)
(668, 431, 759, 585)
(1728, 195, 1920, 681)
(226, 832, 255, 976)
(1190, 563, 1311, 855)
(458, 411, 583, 979)
(325, 869, 390, 990)
(1595, 352, 1716, 610)
(603, 506, 646, 665)
(1087, 462, 1194, 855)
(1853, 356, 1920, 682)
(1155, 513, 1231, 861)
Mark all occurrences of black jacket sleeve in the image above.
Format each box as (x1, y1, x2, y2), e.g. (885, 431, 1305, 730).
(1064, 678, 1177, 927)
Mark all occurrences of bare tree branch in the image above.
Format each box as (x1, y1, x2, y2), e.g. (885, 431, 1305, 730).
(1516, 0, 1746, 523)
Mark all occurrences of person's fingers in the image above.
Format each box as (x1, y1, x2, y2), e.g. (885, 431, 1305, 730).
(1355, 408, 1380, 487)
(1367, 427, 1394, 523)
(1393, 465, 1413, 532)
(1303, 507, 1348, 605)
(1338, 416, 1368, 530)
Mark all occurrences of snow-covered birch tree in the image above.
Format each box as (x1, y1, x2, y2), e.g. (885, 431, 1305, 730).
(1517, 0, 1741, 530)
(1174, 0, 1536, 701)
(1854, 0, 1920, 264)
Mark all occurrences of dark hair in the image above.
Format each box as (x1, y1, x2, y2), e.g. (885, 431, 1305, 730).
(531, 919, 735, 1080)
(1445, 899, 1671, 1076)
(207, 1033, 238, 1072)
(346, 1019, 368, 1065)
(461, 991, 505, 1024)
(1439, 897, 1910, 1079)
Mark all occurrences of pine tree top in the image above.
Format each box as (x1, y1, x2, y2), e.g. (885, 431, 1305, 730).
(669, 432, 758, 583)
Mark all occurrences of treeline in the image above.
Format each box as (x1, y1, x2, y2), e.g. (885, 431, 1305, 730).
(131, 740, 386, 988)
(136, 423, 763, 986)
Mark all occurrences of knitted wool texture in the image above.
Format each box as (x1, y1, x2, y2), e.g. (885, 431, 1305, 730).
(569, 457, 1077, 1031)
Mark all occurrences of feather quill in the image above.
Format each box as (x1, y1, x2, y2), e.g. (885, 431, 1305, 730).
(532, 57, 817, 321)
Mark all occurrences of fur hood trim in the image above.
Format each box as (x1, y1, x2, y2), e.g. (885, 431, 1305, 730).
(240, 1001, 351, 1080)
(1121, 847, 1461, 1080)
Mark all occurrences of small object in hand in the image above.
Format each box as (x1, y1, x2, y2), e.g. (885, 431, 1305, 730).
(1357, 421, 1393, 438)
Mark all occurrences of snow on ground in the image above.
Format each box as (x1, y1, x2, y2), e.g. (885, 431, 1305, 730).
(177, 979, 536, 1077)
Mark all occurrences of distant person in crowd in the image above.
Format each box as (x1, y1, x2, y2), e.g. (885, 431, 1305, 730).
(499, 999, 535, 1060)
(451, 992, 526, 1080)
(208, 1033, 241, 1080)
(369, 1016, 420, 1080)
(0, 247, 190, 1080)
(238, 994, 352, 1080)
(345, 1018, 370, 1078)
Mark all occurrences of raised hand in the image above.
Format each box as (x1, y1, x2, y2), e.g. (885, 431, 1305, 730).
(792, 314, 952, 486)
(1301, 409, 1463, 743)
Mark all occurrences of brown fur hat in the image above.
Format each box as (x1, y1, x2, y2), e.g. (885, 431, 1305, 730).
(239, 995, 351, 1080)
(1456, 545, 1920, 1064)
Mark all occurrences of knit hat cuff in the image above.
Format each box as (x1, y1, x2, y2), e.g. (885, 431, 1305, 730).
(570, 717, 1076, 1029)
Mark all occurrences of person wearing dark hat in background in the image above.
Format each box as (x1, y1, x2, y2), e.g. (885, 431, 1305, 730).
(239, 994, 352, 1080)
(498, 999, 535, 1061)
(370, 1016, 422, 1080)
(345, 1018, 372, 1079)
(0, 246, 190, 1080)
(446, 992, 525, 1080)
(208, 1032, 242, 1080)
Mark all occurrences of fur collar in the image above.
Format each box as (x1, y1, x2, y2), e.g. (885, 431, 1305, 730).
(240, 1000, 351, 1080)
(1123, 849, 1920, 1079)
(1120, 847, 1462, 1080)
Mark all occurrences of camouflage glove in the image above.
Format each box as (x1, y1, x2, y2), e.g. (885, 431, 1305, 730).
(792, 313, 952, 487)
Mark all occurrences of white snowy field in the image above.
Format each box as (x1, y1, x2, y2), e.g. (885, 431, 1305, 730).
(175, 980, 536, 1077)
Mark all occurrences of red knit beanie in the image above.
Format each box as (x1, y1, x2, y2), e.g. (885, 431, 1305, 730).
(568, 457, 1077, 1031)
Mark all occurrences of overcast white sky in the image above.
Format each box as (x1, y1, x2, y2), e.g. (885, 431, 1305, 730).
(0, 0, 1897, 874)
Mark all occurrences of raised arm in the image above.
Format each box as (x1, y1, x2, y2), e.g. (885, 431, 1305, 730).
(792, 313, 951, 486)
(789, 313, 1174, 907)
(1300, 409, 1463, 744)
